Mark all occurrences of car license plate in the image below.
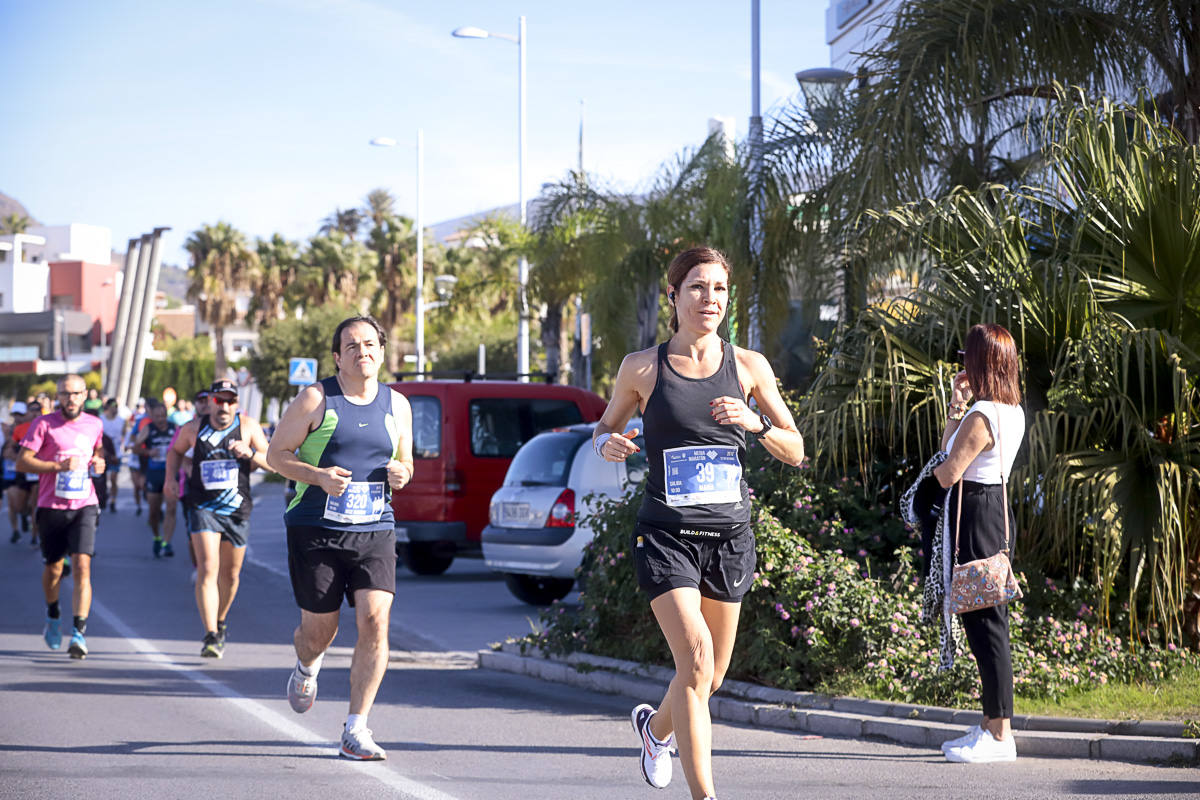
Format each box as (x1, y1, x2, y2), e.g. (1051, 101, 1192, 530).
(501, 502, 533, 525)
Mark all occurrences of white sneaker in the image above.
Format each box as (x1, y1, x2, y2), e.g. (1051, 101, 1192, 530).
(631, 704, 674, 789)
(944, 728, 1017, 763)
(340, 725, 386, 761)
(940, 724, 984, 752)
(287, 667, 317, 713)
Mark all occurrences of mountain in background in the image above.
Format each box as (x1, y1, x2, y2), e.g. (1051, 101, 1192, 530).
(0, 191, 39, 224)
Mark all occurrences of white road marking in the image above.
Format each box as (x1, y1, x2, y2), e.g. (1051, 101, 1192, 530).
(92, 598, 461, 800)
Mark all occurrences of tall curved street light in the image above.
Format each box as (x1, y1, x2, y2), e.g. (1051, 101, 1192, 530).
(453, 16, 529, 381)
(370, 131, 426, 379)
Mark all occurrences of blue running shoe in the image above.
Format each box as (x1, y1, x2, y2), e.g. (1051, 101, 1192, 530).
(43, 617, 62, 650)
(161, 541, 175, 558)
(153, 537, 163, 558)
(68, 628, 88, 659)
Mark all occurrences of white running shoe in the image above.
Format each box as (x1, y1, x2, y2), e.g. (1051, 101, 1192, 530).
(631, 704, 674, 789)
(940, 724, 984, 752)
(340, 725, 386, 761)
(944, 728, 1017, 763)
(287, 667, 317, 713)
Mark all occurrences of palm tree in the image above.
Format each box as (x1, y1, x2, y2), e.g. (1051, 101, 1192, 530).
(252, 233, 300, 325)
(804, 89, 1200, 646)
(319, 207, 365, 240)
(304, 232, 373, 312)
(361, 189, 416, 372)
(0, 213, 31, 235)
(184, 222, 261, 378)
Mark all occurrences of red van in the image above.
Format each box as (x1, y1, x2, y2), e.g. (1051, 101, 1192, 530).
(388, 379, 607, 575)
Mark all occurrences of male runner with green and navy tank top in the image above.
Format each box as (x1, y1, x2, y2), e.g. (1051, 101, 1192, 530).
(165, 379, 272, 658)
(266, 315, 414, 762)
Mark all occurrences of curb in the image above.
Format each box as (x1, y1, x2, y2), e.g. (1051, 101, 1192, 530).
(477, 643, 1199, 766)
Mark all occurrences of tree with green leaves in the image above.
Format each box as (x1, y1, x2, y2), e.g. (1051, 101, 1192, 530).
(252, 233, 301, 325)
(361, 188, 417, 372)
(318, 206, 365, 240)
(0, 213, 31, 235)
(184, 221, 261, 379)
(804, 88, 1200, 647)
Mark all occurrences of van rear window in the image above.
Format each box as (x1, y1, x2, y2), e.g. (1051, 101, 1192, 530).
(409, 396, 441, 458)
(469, 399, 583, 457)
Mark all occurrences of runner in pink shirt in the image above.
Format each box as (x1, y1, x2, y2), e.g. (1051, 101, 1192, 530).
(16, 375, 106, 659)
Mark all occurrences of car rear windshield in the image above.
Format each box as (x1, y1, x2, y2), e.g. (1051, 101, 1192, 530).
(503, 432, 588, 487)
(409, 396, 441, 458)
(469, 398, 584, 458)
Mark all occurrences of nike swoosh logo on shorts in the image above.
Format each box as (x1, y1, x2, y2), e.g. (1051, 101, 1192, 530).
(732, 574, 747, 588)
(358, 422, 368, 427)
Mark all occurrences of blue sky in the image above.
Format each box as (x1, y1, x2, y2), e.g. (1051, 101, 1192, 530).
(1, 0, 830, 266)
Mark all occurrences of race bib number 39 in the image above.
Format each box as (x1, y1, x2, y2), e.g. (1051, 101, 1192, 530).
(200, 459, 239, 490)
(323, 481, 386, 524)
(663, 445, 742, 507)
(55, 469, 91, 500)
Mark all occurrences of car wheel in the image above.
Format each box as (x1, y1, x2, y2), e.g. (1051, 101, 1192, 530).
(503, 573, 574, 606)
(399, 542, 454, 575)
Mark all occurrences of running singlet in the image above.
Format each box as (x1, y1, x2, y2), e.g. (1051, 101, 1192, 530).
(143, 422, 177, 472)
(638, 340, 751, 533)
(186, 415, 253, 522)
(284, 376, 401, 533)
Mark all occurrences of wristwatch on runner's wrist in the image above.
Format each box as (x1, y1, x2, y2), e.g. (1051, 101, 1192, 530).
(754, 413, 773, 436)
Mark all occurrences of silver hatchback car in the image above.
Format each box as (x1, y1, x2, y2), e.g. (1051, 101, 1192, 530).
(482, 422, 646, 605)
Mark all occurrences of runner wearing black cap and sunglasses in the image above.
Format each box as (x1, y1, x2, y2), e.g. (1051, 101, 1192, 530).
(165, 379, 272, 658)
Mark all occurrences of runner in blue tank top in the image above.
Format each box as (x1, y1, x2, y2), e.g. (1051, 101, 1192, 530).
(592, 247, 806, 800)
(266, 315, 414, 762)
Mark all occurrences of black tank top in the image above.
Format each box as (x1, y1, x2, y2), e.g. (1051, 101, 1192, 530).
(638, 340, 751, 533)
(187, 415, 253, 522)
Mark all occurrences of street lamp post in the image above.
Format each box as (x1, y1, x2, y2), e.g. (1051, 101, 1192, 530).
(453, 16, 529, 381)
(370, 131, 426, 380)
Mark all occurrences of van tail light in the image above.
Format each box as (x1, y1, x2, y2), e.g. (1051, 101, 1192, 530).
(546, 488, 575, 528)
(445, 467, 463, 495)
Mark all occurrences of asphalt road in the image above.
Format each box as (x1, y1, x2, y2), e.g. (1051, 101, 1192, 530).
(2, 478, 1198, 800)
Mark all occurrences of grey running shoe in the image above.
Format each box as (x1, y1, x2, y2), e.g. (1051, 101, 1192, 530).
(68, 628, 88, 659)
(340, 726, 386, 761)
(200, 632, 223, 658)
(631, 704, 674, 789)
(287, 667, 317, 713)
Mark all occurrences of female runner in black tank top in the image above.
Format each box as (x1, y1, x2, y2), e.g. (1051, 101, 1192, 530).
(593, 247, 805, 800)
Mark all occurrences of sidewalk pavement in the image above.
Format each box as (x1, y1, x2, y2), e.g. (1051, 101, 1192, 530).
(478, 642, 1199, 766)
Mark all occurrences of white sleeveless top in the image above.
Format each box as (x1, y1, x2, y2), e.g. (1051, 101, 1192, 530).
(945, 400, 1025, 484)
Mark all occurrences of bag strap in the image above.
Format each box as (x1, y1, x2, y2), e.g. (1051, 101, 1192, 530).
(953, 407, 1013, 562)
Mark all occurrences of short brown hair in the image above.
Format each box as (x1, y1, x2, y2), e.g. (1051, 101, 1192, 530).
(331, 315, 388, 356)
(964, 323, 1021, 405)
(666, 246, 731, 333)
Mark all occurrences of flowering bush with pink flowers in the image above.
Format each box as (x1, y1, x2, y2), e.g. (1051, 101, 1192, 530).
(526, 474, 1198, 707)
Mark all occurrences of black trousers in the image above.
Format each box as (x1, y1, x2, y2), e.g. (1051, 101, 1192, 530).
(948, 481, 1015, 719)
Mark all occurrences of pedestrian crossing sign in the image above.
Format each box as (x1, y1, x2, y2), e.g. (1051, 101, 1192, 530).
(288, 357, 318, 386)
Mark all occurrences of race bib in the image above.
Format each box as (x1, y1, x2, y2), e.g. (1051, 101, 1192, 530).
(148, 446, 167, 470)
(55, 469, 91, 500)
(663, 445, 743, 507)
(323, 481, 385, 524)
(200, 458, 239, 490)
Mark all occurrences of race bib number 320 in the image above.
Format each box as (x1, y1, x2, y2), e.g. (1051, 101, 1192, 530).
(662, 445, 742, 507)
(323, 481, 386, 524)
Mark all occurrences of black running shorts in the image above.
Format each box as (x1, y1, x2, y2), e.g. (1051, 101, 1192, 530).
(37, 505, 100, 564)
(287, 526, 396, 614)
(188, 506, 249, 547)
(632, 521, 756, 603)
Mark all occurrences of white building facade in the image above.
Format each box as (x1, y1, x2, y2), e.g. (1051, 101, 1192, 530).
(825, 0, 903, 70)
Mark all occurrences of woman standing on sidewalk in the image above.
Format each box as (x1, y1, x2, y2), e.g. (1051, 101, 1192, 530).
(933, 323, 1026, 763)
(592, 246, 805, 800)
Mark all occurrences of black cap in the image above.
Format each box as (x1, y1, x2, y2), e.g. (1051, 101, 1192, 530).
(209, 379, 238, 398)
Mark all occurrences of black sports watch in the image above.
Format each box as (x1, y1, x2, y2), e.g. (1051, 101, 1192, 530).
(754, 413, 773, 436)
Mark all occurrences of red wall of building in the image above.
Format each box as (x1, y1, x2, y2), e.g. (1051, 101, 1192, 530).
(49, 261, 119, 345)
